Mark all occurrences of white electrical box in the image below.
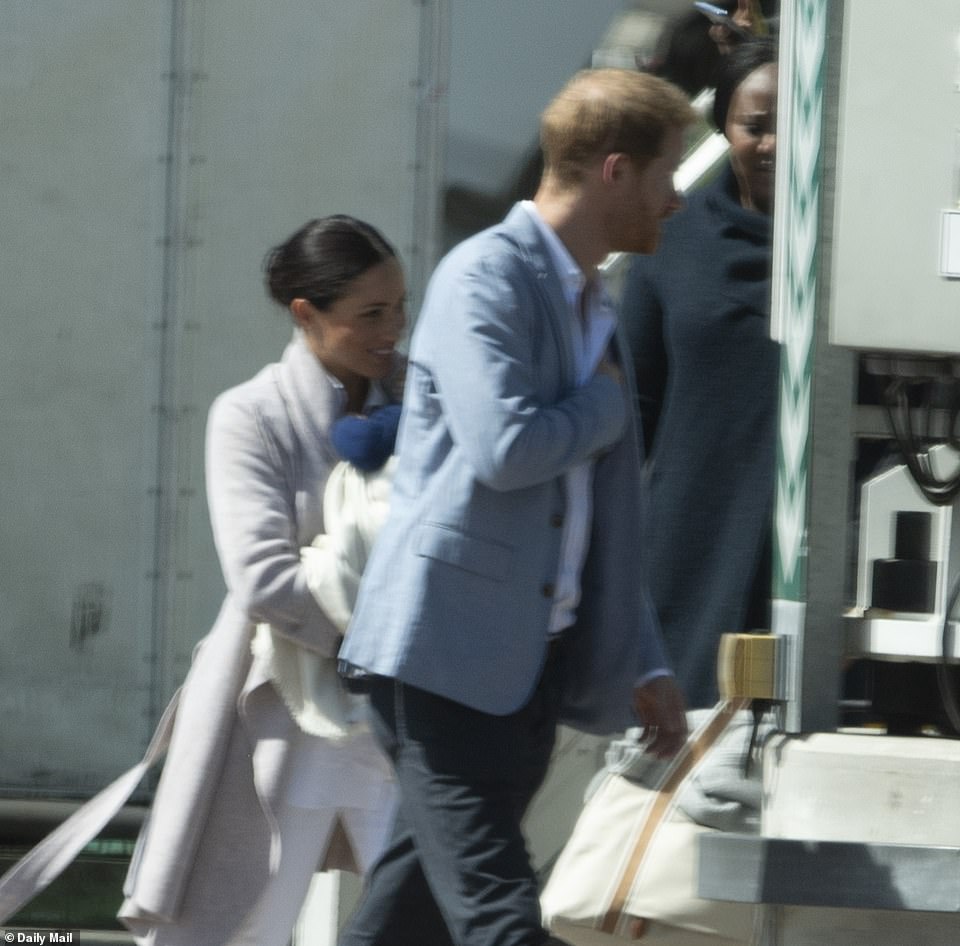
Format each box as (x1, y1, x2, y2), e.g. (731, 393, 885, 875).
(829, 0, 960, 354)
(940, 209, 960, 277)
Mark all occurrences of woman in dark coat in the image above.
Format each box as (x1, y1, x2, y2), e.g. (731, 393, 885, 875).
(621, 39, 779, 707)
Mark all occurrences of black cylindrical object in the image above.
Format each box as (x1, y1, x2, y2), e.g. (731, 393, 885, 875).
(871, 511, 938, 613)
(893, 510, 931, 561)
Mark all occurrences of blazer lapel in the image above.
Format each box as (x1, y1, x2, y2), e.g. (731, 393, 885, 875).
(501, 205, 577, 390)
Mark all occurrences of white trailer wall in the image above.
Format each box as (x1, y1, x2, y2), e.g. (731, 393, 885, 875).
(0, 0, 444, 796)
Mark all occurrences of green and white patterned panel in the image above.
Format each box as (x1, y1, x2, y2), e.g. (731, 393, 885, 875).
(771, 0, 828, 603)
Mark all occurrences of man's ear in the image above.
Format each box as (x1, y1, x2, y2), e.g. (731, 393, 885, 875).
(601, 152, 629, 186)
(290, 297, 313, 329)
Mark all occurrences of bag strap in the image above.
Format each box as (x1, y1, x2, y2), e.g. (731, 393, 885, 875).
(0, 689, 181, 923)
(599, 698, 750, 935)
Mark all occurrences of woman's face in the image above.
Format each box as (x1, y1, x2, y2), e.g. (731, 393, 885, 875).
(296, 257, 406, 399)
(725, 62, 778, 214)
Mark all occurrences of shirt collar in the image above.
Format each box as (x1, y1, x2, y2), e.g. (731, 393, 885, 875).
(520, 200, 587, 303)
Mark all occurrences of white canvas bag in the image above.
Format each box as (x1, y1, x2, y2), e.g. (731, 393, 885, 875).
(541, 699, 761, 945)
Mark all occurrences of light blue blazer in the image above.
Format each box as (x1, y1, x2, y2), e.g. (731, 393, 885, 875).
(340, 205, 669, 735)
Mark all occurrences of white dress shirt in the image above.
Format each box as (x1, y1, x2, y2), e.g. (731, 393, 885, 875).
(520, 201, 617, 634)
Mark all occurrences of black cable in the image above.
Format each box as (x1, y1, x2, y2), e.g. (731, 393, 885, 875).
(881, 377, 960, 505)
(741, 699, 778, 779)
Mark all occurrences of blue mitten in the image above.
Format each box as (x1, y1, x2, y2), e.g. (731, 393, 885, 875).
(330, 404, 401, 471)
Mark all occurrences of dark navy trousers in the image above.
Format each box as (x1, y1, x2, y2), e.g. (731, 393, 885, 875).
(339, 646, 567, 946)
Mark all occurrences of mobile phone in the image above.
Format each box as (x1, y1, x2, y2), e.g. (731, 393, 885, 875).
(693, 2, 753, 39)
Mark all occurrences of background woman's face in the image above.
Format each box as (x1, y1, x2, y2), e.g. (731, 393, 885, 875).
(300, 257, 407, 390)
(725, 62, 778, 214)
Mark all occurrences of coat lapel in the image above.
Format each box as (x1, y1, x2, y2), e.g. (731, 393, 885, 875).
(276, 330, 342, 475)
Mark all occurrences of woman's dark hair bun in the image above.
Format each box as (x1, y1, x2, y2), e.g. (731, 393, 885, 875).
(264, 215, 396, 312)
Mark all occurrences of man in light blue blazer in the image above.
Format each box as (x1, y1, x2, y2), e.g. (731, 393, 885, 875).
(339, 69, 696, 946)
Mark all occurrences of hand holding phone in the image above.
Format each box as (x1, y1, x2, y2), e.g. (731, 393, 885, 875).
(693, 1, 754, 40)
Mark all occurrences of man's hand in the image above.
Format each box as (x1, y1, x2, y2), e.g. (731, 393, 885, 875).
(595, 357, 622, 387)
(632, 675, 688, 758)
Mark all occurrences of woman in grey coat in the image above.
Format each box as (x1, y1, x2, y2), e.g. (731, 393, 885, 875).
(120, 216, 407, 946)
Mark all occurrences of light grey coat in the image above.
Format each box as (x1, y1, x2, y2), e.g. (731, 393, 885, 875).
(120, 332, 399, 932)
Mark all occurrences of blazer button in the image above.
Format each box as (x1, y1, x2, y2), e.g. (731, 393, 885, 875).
(550, 513, 564, 528)
(541, 582, 555, 598)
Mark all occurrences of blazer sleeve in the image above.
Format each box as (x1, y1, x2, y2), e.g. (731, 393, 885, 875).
(418, 253, 627, 493)
(205, 393, 341, 656)
(620, 255, 668, 457)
